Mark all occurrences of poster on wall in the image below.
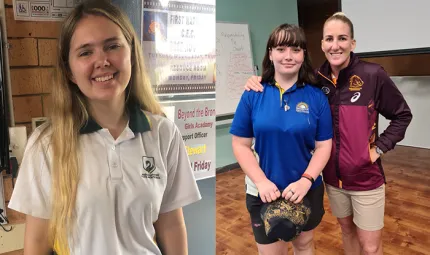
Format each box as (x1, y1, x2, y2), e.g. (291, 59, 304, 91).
(162, 99, 215, 180)
(13, 0, 82, 21)
(141, 0, 216, 96)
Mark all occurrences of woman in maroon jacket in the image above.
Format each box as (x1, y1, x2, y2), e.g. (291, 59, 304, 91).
(244, 12, 412, 255)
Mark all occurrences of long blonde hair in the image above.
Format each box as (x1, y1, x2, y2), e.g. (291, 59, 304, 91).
(41, 1, 163, 252)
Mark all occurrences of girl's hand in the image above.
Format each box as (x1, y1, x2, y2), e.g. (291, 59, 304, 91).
(255, 179, 281, 203)
(282, 178, 312, 204)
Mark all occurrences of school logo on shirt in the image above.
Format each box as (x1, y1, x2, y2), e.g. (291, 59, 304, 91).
(349, 75, 363, 91)
(296, 102, 309, 114)
(141, 156, 160, 179)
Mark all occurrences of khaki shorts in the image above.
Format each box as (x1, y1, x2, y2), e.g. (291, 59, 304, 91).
(325, 184, 385, 231)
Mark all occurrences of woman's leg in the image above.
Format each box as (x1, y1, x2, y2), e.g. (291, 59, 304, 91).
(292, 183, 325, 255)
(356, 228, 383, 255)
(351, 184, 385, 255)
(337, 215, 362, 255)
(291, 230, 315, 255)
(246, 194, 289, 255)
(326, 184, 361, 254)
(257, 242, 289, 255)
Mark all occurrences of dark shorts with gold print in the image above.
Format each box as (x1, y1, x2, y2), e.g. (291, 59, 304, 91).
(245, 183, 325, 244)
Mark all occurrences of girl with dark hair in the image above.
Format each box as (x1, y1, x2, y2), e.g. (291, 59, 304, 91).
(230, 23, 333, 255)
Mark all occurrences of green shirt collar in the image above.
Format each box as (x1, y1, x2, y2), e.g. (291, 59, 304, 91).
(79, 103, 151, 134)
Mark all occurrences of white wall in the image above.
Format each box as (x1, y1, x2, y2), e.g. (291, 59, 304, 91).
(342, 0, 430, 53)
(379, 76, 430, 149)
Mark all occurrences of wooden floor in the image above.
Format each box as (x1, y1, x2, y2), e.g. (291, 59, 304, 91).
(216, 146, 430, 255)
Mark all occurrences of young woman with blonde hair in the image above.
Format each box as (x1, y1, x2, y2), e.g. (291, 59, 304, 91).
(9, 1, 201, 254)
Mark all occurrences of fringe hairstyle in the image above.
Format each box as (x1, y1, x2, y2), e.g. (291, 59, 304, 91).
(261, 23, 317, 86)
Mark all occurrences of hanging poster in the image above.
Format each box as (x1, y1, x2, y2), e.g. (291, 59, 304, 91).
(141, 0, 216, 95)
(162, 99, 216, 180)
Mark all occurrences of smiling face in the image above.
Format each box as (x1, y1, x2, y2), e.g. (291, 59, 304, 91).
(321, 19, 356, 71)
(68, 14, 132, 104)
(269, 45, 304, 77)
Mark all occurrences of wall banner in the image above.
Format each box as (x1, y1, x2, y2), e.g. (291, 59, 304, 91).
(162, 99, 215, 180)
(141, 0, 216, 96)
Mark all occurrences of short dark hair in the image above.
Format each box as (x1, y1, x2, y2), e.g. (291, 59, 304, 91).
(261, 23, 317, 86)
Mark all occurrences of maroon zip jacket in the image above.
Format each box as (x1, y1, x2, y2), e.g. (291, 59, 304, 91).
(316, 52, 412, 191)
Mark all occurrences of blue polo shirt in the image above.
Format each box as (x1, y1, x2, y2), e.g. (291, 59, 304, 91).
(230, 82, 332, 191)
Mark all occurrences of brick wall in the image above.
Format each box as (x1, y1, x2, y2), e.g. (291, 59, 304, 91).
(3, 0, 61, 226)
(6, 3, 60, 134)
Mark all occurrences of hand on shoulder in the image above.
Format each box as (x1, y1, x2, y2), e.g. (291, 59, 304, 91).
(244, 76, 263, 92)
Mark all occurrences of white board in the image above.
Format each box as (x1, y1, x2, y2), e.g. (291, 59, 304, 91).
(379, 76, 430, 149)
(216, 22, 255, 117)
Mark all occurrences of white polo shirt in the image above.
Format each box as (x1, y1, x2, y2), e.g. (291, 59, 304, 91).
(8, 104, 202, 255)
